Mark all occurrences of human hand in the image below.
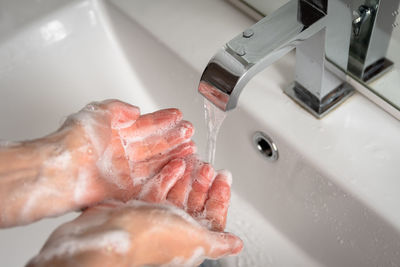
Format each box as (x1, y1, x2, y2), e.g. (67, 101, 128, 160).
(166, 155, 232, 231)
(27, 200, 243, 267)
(136, 153, 232, 232)
(0, 100, 195, 226)
(25, 142, 242, 266)
(60, 100, 195, 202)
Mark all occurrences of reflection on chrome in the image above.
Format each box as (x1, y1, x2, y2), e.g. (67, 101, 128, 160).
(198, 0, 355, 117)
(199, 81, 229, 111)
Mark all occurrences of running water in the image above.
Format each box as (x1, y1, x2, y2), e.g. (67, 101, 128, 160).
(201, 192, 321, 267)
(204, 99, 227, 164)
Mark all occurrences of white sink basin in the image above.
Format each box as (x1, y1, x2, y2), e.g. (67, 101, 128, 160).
(1, 0, 400, 266)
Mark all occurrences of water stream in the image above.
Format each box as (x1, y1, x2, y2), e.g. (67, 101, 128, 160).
(204, 99, 227, 164)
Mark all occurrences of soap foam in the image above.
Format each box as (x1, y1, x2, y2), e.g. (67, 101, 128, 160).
(56, 211, 110, 237)
(0, 140, 20, 148)
(44, 150, 72, 170)
(120, 114, 181, 144)
(121, 200, 202, 227)
(67, 103, 196, 201)
(20, 176, 62, 223)
(32, 230, 131, 264)
(111, 119, 136, 130)
(116, 131, 136, 186)
(81, 117, 108, 158)
(133, 143, 193, 196)
(96, 145, 127, 189)
(123, 120, 192, 162)
(69, 103, 110, 158)
(161, 247, 205, 267)
(138, 161, 185, 201)
(216, 170, 232, 186)
(73, 168, 89, 204)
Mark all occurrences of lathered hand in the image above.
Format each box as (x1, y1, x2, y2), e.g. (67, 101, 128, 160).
(27, 200, 243, 267)
(0, 100, 195, 227)
(167, 155, 232, 232)
(26, 154, 242, 267)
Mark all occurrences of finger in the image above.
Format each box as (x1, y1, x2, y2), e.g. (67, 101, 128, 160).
(206, 232, 243, 259)
(166, 155, 197, 209)
(130, 141, 196, 180)
(139, 159, 186, 203)
(204, 170, 232, 231)
(118, 108, 182, 142)
(186, 162, 215, 215)
(126, 120, 194, 162)
(102, 100, 140, 129)
(85, 201, 120, 211)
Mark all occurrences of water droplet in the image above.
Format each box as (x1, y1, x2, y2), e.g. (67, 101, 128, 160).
(86, 104, 96, 111)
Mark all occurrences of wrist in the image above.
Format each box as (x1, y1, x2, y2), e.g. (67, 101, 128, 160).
(0, 128, 83, 227)
(0, 138, 54, 226)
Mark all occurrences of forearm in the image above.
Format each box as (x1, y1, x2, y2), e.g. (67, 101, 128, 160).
(26, 201, 242, 267)
(0, 132, 75, 227)
(26, 251, 130, 267)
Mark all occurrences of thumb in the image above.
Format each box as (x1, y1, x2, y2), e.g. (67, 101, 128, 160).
(205, 231, 243, 259)
(101, 99, 140, 129)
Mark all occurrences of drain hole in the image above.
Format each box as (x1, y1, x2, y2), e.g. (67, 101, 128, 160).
(253, 132, 278, 161)
(256, 138, 273, 157)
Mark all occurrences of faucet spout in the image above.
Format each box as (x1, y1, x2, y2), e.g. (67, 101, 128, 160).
(199, 0, 326, 111)
(199, 0, 355, 117)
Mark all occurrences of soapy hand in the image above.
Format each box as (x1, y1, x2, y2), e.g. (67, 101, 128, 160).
(166, 155, 232, 231)
(25, 154, 242, 267)
(62, 99, 195, 203)
(0, 100, 195, 227)
(27, 200, 243, 267)
(1, 98, 243, 266)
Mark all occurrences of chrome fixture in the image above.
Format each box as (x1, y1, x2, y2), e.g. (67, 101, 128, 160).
(348, 0, 399, 82)
(198, 0, 399, 118)
(253, 131, 279, 161)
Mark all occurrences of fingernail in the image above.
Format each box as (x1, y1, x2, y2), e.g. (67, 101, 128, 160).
(217, 170, 232, 186)
(162, 108, 182, 121)
(182, 122, 194, 138)
(231, 237, 244, 255)
(222, 233, 244, 255)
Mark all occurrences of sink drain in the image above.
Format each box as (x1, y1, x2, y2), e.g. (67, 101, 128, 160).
(253, 131, 278, 161)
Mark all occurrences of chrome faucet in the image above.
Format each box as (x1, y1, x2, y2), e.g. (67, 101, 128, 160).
(198, 0, 399, 117)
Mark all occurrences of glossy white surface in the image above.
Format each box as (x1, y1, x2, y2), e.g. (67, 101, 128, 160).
(1, 0, 400, 266)
(369, 25, 400, 111)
